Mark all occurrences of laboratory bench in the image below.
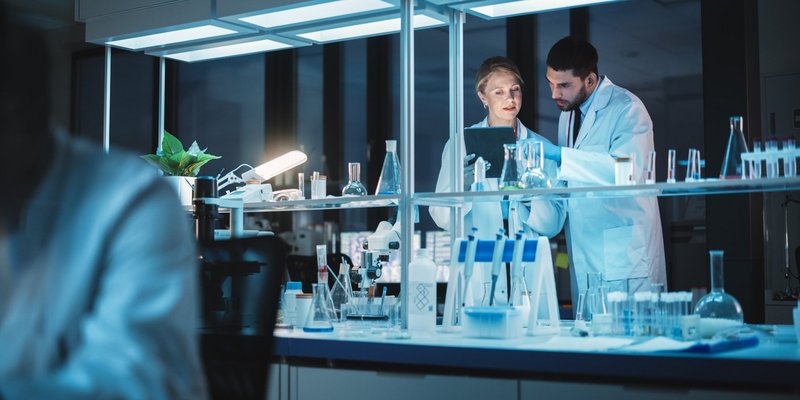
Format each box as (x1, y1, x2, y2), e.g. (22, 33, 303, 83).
(265, 325, 800, 400)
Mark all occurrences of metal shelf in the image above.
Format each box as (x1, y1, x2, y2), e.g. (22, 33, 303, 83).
(413, 176, 800, 207)
(215, 194, 400, 213)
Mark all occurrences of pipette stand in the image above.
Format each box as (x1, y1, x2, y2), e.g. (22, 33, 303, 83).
(526, 236, 560, 336)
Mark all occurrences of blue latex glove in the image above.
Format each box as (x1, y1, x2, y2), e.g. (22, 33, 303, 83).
(542, 140, 562, 163)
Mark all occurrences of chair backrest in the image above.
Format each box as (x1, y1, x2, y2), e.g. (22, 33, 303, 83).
(199, 235, 289, 400)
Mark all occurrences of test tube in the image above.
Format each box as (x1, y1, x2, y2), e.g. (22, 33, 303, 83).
(645, 150, 656, 184)
(685, 149, 697, 182)
(667, 149, 676, 183)
(692, 149, 702, 181)
(633, 291, 652, 336)
(298, 172, 305, 199)
(783, 137, 796, 177)
(650, 283, 665, 336)
(750, 137, 762, 179)
(766, 138, 779, 178)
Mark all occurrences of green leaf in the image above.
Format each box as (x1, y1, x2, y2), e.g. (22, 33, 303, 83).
(185, 160, 214, 177)
(161, 131, 184, 156)
(140, 154, 163, 171)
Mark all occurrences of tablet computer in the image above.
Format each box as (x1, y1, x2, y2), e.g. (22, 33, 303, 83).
(464, 126, 516, 178)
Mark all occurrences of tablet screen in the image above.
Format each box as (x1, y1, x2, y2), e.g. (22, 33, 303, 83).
(464, 126, 516, 178)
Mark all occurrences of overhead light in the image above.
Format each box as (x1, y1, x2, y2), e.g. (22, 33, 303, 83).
(147, 34, 308, 62)
(242, 151, 309, 182)
(468, 0, 620, 18)
(239, 0, 394, 29)
(107, 25, 238, 50)
(297, 14, 445, 43)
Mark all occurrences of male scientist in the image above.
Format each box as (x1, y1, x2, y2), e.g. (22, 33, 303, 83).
(540, 36, 666, 305)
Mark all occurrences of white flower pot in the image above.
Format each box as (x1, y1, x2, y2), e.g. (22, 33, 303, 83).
(164, 176, 196, 206)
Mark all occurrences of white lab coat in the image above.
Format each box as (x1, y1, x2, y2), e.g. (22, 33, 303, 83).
(0, 132, 207, 399)
(431, 118, 566, 304)
(557, 77, 666, 304)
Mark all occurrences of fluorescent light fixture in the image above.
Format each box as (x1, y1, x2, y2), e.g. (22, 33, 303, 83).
(242, 150, 308, 182)
(240, 0, 394, 29)
(107, 25, 237, 50)
(164, 38, 294, 62)
(297, 14, 445, 43)
(469, 0, 619, 18)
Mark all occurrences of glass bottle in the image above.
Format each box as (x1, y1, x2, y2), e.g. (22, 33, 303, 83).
(303, 283, 336, 333)
(499, 143, 521, 190)
(375, 140, 401, 195)
(342, 162, 368, 196)
(693, 250, 744, 338)
(720, 116, 749, 179)
(519, 141, 551, 189)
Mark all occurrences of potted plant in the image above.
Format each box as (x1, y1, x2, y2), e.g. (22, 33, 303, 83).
(141, 131, 221, 205)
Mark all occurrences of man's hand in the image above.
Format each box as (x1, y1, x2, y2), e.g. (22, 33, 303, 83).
(542, 141, 562, 163)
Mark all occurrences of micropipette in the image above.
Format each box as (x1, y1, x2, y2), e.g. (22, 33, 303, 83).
(509, 231, 524, 306)
(489, 229, 505, 306)
(462, 228, 478, 308)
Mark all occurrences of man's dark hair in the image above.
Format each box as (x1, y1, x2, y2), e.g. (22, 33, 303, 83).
(546, 36, 599, 79)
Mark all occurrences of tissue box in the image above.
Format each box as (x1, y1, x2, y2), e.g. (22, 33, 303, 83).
(463, 306, 524, 339)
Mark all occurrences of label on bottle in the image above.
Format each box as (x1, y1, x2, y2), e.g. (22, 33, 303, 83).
(408, 280, 436, 333)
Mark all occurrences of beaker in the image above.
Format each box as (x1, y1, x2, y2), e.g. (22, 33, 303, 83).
(519, 141, 551, 189)
(342, 162, 368, 196)
(375, 140, 401, 195)
(693, 250, 744, 338)
(499, 143, 521, 190)
(720, 116, 749, 179)
(303, 283, 337, 333)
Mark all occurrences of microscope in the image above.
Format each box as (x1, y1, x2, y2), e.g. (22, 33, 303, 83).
(350, 220, 400, 293)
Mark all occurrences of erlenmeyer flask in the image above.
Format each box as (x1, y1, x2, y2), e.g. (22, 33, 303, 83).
(499, 143, 521, 190)
(342, 162, 368, 196)
(304, 283, 337, 333)
(694, 250, 743, 337)
(720, 116, 749, 179)
(375, 140, 401, 194)
(330, 267, 352, 320)
(519, 141, 551, 189)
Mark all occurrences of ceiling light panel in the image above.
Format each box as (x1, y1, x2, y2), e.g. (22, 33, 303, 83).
(239, 0, 394, 29)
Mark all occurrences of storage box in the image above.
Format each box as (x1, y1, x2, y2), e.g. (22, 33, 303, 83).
(463, 306, 524, 339)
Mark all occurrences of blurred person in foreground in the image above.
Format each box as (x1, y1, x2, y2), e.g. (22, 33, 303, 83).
(0, 4, 207, 399)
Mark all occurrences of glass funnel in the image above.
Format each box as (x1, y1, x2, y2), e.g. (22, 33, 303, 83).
(693, 250, 743, 337)
(499, 143, 521, 190)
(720, 116, 749, 179)
(375, 140, 401, 195)
(519, 141, 551, 189)
(342, 162, 368, 196)
(303, 283, 337, 333)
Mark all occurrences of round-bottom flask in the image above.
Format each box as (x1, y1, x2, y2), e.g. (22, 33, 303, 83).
(694, 250, 743, 337)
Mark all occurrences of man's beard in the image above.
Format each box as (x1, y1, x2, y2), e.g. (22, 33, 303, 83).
(556, 84, 589, 112)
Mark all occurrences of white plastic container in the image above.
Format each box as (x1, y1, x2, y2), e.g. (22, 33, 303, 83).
(407, 248, 436, 334)
(283, 281, 303, 327)
(463, 306, 524, 339)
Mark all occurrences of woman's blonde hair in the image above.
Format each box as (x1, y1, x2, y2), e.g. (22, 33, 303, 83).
(475, 56, 524, 94)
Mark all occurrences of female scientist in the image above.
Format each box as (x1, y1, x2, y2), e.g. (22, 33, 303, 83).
(430, 56, 565, 305)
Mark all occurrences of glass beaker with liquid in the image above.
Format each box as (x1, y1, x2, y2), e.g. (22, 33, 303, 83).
(519, 141, 550, 189)
(376, 140, 401, 194)
(499, 143, 521, 190)
(303, 282, 337, 333)
(694, 250, 743, 338)
(342, 162, 368, 196)
(720, 116, 749, 179)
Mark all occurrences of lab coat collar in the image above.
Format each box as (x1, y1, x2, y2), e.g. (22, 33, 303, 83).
(574, 76, 614, 148)
(477, 117, 529, 140)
